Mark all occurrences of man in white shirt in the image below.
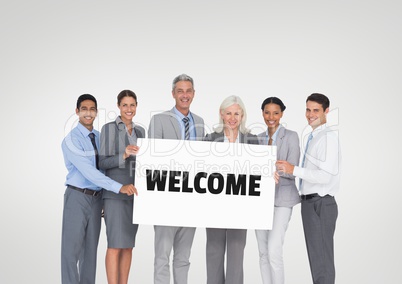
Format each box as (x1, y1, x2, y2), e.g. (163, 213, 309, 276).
(276, 93, 341, 284)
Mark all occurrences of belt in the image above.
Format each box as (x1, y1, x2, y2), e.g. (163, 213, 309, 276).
(301, 193, 320, 200)
(67, 185, 101, 197)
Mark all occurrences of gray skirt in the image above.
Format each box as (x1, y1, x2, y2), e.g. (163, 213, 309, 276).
(103, 198, 139, 248)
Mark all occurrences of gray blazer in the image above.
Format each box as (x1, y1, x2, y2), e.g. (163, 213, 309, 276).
(148, 108, 205, 139)
(99, 120, 146, 200)
(258, 127, 301, 207)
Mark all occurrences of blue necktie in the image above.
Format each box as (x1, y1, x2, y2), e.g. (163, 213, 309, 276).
(183, 117, 190, 140)
(299, 133, 313, 190)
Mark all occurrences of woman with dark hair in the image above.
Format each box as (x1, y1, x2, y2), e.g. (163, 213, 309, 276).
(99, 90, 145, 284)
(204, 95, 258, 284)
(255, 97, 300, 284)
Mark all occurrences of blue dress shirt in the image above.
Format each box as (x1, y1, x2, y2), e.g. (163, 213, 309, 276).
(173, 107, 197, 140)
(62, 122, 122, 193)
(263, 125, 282, 146)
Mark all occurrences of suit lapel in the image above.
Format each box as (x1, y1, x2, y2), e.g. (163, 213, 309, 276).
(239, 132, 245, 143)
(214, 132, 225, 142)
(257, 132, 265, 145)
(169, 109, 181, 139)
(193, 115, 202, 138)
(133, 126, 143, 139)
(116, 121, 130, 146)
(276, 127, 286, 158)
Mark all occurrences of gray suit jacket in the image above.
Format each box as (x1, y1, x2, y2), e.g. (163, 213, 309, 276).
(148, 107, 205, 139)
(258, 127, 301, 207)
(99, 120, 146, 200)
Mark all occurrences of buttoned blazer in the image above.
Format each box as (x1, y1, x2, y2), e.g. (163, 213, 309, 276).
(148, 108, 205, 140)
(258, 127, 301, 207)
(99, 120, 146, 200)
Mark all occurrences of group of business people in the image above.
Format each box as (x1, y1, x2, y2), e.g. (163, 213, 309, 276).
(61, 73, 341, 284)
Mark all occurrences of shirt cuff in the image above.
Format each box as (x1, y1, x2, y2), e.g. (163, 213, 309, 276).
(293, 166, 303, 178)
(109, 182, 122, 194)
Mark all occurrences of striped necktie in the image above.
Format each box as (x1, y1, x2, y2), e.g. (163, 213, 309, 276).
(183, 117, 190, 140)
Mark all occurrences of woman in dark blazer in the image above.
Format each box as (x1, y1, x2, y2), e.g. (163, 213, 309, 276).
(255, 97, 300, 284)
(99, 90, 145, 284)
(204, 95, 258, 284)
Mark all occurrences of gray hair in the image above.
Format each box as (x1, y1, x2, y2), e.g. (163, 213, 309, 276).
(214, 95, 249, 134)
(172, 74, 194, 91)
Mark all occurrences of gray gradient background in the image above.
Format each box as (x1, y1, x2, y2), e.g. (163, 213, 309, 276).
(1, 1, 401, 283)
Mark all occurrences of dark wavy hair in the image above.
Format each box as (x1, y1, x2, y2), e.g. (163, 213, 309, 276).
(306, 93, 330, 111)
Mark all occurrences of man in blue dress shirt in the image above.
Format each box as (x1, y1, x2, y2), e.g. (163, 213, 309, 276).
(61, 94, 137, 284)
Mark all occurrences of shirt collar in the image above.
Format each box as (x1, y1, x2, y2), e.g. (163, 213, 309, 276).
(173, 106, 193, 121)
(266, 124, 282, 144)
(311, 123, 327, 137)
(224, 133, 240, 143)
(116, 116, 135, 130)
(77, 122, 95, 137)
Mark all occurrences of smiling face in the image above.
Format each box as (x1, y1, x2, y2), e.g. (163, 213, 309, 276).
(221, 103, 243, 131)
(263, 103, 283, 131)
(76, 99, 97, 131)
(118, 96, 137, 124)
(306, 100, 328, 129)
(172, 80, 195, 115)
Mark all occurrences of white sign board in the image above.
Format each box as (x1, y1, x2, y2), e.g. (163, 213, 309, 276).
(133, 138, 276, 230)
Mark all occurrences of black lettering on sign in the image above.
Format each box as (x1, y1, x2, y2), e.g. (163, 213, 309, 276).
(145, 170, 262, 196)
(182, 171, 193, 193)
(249, 175, 261, 196)
(208, 173, 224, 194)
(169, 171, 181, 192)
(194, 172, 207, 193)
(226, 174, 247, 195)
(146, 170, 167, 191)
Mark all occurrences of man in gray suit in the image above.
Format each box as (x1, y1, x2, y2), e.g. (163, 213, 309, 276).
(148, 74, 205, 284)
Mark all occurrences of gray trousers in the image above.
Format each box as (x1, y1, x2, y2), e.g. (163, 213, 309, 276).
(206, 228, 247, 284)
(154, 225, 196, 284)
(302, 195, 338, 284)
(61, 187, 102, 284)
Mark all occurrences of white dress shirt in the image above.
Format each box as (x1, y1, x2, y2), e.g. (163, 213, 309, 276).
(293, 124, 341, 196)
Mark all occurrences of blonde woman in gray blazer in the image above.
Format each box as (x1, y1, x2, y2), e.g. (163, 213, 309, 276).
(204, 95, 258, 284)
(255, 97, 300, 284)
